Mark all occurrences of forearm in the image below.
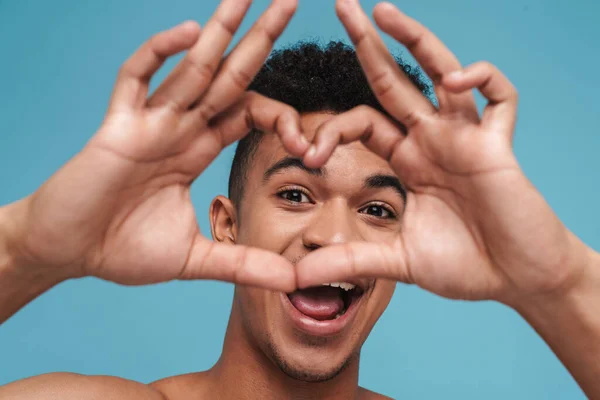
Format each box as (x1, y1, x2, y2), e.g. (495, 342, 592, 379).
(516, 245, 600, 399)
(0, 202, 65, 325)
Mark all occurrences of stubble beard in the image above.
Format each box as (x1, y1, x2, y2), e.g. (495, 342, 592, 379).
(264, 332, 359, 383)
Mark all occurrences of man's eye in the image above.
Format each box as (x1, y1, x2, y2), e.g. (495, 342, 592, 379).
(359, 204, 395, 219)
(278, 190, 310, 203)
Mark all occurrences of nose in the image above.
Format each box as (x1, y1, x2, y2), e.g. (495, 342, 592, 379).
(302, 199, 361, 250)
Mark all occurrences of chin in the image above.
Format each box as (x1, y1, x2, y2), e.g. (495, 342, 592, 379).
(265, 337, 359, 382)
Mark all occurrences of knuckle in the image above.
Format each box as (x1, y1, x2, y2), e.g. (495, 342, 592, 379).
(401, 110, 422, 129)
(361, 121, 375, 144)
(404, 29, 426, 50)
(478, 60, 495, 73)
(370, 70, 396, 100)
(234, 247, 249, 282)
(197, 101, 220, 122)
(243, 104, 256, 132)
(241, 90, 261, 108)
(253, 21, 280, 45)
(271, 113, 283, 134)
(265, 26, 281, 45)
(183, 56, 217, 84)
(344, 243, 358, 277)
(281, 108, 298, 125)
(146, 34, 161, 53)
(245, 90, 260, 100)
(508, 86, 519, 104)
(355, 104, 374, 116)
(386, 135, 404, 163)
(117, 62, 133, 78)
(314, 120, 333, 142)
(215, 15, 238, 37)
(227, 67, 254, 91)
(147, 35, 169, 61)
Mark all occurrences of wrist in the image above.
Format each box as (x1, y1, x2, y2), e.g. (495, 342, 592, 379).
(512, 241, 600, 322)
(0, 199, 71, 285)
(0, 201, 24, 273)
(0, 200, 69, 323)
(509, 245, 600, 397)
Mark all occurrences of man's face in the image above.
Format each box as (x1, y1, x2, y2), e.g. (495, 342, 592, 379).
(212, 112, 405, 382)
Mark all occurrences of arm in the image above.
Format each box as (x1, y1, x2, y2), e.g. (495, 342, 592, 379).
(516, 246, 600, 398)
(0, 0, 302, 328)
(0, 201, 67, 325)
(0, 373, 165, 400)
(294, 0, 600, 397)
(0, 0, 304, 397)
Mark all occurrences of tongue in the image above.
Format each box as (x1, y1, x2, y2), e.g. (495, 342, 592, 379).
(288, 286, 344, 321)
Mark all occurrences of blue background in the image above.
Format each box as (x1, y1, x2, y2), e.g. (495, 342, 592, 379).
(1, 0, 599, 398)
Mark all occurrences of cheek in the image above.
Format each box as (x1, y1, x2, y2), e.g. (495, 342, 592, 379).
(360, 226, 399, 244)
(367, 280, 396, 324)
(237, 201, 308, 252)
(378, 280, 396, 303)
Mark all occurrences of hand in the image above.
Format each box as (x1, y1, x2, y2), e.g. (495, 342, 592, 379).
(6, 0, 306, 291)
(296, 0, 590, 305)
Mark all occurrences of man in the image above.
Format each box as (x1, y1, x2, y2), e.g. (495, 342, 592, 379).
(0, 0, 598, 398)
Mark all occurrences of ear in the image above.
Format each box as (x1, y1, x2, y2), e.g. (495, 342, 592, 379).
(209, 195, 238, 244)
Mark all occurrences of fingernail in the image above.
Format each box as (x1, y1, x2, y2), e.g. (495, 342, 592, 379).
(338, 0, 357, 12)
(284, 114, 298, 135)
(306, 145, 317, 158)
(447, 70, 463, 80)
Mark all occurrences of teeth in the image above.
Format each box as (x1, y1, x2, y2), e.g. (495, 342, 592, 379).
(321, 282, 356, 291)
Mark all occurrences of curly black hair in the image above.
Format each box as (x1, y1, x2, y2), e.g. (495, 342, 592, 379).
(228, 40, 431, 211)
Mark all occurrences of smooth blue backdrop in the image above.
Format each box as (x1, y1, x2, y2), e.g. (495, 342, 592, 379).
(1, 0, 599, 398)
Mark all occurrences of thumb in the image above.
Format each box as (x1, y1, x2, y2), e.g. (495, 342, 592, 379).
(180, 234, 297, 292)
(295, 240, 412, 288)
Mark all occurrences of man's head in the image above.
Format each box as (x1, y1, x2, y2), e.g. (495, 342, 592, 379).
(210, 41, 430, 382)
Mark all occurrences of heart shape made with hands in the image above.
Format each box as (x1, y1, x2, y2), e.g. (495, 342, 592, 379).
(262, 0, 574, 305)
(17, 0, 579, 307)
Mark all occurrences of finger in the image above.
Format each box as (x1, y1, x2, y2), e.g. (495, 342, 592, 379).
(296, 241, 411, 288)
(443, 62, 518, 136)
(180, 235, 297, 292)
(193, 0, 298, 122)
(208, 91, 308, 154)
(176, 92, 308, 175)
(335, 0, 435, 128)
(373, 2, 478, 119)
(108, 21, 201, 113)
(303, 105, 405, 169)
(147, 0, 253, 110)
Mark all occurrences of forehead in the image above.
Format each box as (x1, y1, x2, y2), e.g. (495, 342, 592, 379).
(252, 112, 395, 180)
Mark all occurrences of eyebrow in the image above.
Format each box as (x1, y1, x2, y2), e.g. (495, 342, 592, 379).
(263, 157, 324, 182)
(363, 174, 407, 204)
(262, 157, 406, 203)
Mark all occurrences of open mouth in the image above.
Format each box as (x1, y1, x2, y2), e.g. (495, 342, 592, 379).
(286, 282, 366, 321)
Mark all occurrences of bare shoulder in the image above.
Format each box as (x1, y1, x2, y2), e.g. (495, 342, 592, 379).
(359, 386, 395, 400)
(0, 372, 165, 400)
(150, 371, 212, 399)
(151, 376, 391, 399)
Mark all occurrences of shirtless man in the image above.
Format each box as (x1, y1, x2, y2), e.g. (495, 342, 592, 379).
(0, 0, 599, 398)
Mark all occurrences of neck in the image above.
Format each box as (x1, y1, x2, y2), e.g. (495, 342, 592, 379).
(207, 298, 362, 400)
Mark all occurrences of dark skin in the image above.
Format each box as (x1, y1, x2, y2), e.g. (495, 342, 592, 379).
(150, 113, 400, 400)
(1, 0, 600, 398)
(0, 0, 396, 396)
